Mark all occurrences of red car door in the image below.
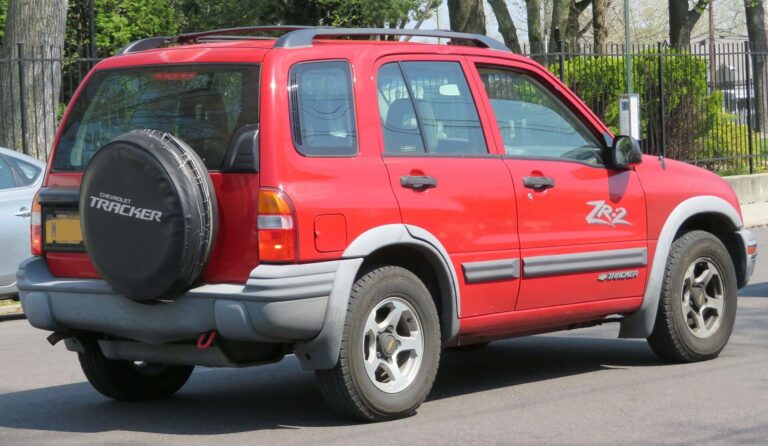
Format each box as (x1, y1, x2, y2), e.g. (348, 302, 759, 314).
(374, 55, 520, 317)
(469, 57, 648, 310)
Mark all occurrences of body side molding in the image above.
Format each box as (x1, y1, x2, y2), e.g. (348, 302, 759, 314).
(619, 195, 743, 338)
(295, 224, 461, 370)
(523, 248, 647, 278)
(462, 259, 520, 283)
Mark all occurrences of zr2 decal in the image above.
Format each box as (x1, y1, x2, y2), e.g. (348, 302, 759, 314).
(586, 200, 631, 227)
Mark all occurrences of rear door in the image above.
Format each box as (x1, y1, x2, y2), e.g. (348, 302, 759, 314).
(376, 56, 520, 317)
(0, 155, 38, 287)
(469, 59, 648, 310)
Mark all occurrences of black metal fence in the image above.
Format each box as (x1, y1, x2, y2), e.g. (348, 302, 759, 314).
(1, 41, 767, 175)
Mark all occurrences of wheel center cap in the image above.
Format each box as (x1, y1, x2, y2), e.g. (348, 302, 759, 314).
(692, 287, 706, 307)
(379, 333, 398, 358)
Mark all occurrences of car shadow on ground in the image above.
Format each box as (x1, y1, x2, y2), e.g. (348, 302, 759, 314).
(737, 282, 768, 298)
(0, 334, 668, 435)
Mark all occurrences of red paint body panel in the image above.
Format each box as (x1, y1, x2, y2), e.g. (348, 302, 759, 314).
(314, 214, 347, 253)
(460, 296, 643, 339)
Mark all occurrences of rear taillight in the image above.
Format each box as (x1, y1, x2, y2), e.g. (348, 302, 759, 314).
(257, 189, 296, 262)
(31, 192, 42, 256)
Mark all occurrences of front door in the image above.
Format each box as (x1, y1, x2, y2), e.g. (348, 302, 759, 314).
(471, 62, 648, 310)
(375, 57, 520, 317)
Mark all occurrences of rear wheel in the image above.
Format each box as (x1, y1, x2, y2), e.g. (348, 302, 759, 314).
(316, 266, 440, 422)
(78, 340, 193, 401)
(647, 230, 738, 362)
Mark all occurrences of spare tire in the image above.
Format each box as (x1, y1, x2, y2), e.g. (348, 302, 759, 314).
(79, 130, 218, 302)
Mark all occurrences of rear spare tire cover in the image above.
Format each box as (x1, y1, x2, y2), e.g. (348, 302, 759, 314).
(79, 130, 218, 302)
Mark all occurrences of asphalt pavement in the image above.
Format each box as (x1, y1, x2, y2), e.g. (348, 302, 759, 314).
(1, 230, 768, 445)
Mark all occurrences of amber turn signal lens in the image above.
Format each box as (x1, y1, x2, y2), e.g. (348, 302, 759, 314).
(30, 192, 42, 256)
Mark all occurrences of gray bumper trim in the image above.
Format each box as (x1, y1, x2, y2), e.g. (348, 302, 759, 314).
(737, 228, 757, 287)
(17, 257, 350, 344)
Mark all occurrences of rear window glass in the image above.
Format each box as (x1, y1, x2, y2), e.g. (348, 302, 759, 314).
(7, 157, 42, 186)
(53, 64, 260, 171)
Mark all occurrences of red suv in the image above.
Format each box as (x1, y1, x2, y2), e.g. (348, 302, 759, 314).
(18, 26, 757, 421)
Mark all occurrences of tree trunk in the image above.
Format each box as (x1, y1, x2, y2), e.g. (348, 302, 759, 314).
(745, 0, 768, 132)
(447, 0, 486, 35)
(592, 0, 607, 53)
(525, 0, 546, 60)
(669, 0, 709, 51)
(565, 0, 591, 49)
(0, 0, 68, 160)
(488, 0, 521, 53)
(548, 0, 570, 52)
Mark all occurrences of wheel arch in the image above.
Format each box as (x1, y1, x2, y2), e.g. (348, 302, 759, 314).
(295, 224, 460, 370)
(619, 196, 743, 338)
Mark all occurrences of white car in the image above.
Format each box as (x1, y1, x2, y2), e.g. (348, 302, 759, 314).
(0, 147, 45, 298)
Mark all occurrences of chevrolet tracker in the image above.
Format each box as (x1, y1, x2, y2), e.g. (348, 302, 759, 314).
(18, 26, 757, 422)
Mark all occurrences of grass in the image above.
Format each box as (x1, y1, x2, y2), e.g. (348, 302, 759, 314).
(0, 298, 20, 307)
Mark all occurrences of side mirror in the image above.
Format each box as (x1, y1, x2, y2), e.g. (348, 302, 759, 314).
(612, 135, 643, 168)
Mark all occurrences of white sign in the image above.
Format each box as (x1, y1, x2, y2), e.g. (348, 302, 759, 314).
(619, 94, 640, 139)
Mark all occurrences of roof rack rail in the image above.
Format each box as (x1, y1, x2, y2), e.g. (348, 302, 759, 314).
(118, 26, 510, 55)
(275, 28, 510, 52)
(119, 25, 324, 54)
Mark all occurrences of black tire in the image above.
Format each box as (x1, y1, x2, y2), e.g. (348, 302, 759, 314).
(316, 266, 441, 422)
(78, 340, 193, 401)
(647, 230, 738, 362)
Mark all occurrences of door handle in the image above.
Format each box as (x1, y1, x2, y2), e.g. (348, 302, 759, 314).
(523, 176, 555, 190)
(14, 207, 31, 218)
(400, 175, 438, 190)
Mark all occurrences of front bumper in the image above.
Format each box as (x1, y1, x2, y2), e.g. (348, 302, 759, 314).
(737, 228, 757, 288)
(17, 257, 350, 344)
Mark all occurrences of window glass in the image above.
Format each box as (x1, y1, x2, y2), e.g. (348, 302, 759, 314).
(53, 64, 260, 171)
(289, 61, 357, 156)
(7, 157, 42, 186)
(478, 68, 603, 164)
(377, 61, 487, 155)
(0, 157, 16, 190)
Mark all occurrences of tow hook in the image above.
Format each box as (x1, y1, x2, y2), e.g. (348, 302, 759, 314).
(197, 330, 217, 350)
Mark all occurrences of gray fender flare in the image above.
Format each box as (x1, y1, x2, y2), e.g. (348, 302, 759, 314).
(619, 195, 742, 338)
(294, 224, 460, 370)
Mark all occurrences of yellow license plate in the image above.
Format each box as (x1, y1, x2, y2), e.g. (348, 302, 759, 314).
(44, 210, 83, 246)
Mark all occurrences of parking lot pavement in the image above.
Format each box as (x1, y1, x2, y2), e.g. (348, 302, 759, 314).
(1, 230, 767, 445)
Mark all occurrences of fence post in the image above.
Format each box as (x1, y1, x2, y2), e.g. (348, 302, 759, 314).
(657, 42, 666, 157)
(17, 43, 30, 157)
(745, 41, 755, 174)
(558, 40, 565, 82)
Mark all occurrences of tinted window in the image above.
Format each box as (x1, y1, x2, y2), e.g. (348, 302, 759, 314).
(53, 65, 260, 171)
(7, 157, 42, 186)
(289, 61, 357, 156)
(0, 157, 16, 190)
(478, 68, 603, 164)
(378, 61, 486, 155)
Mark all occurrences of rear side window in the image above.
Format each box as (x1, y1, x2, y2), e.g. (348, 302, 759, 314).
(53, 64, 260, 171)
(289, 61, 357, 156)
(0, 157, 15, 190)
(377, 61, 487, 155)
(7, 157, 42, 186)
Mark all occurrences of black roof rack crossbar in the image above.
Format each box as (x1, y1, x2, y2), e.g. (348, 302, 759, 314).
(119, 36, 172, 54)
(275, 28, 510, 52)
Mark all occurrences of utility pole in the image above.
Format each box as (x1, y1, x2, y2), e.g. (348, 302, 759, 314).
(624, 0, 631, 93)
(709, 0, 716, 90)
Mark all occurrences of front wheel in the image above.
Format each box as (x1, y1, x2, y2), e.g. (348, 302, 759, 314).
(316, 266, 441, 422)
(78, 340, 194, 401)
(647, 230, 738, 362)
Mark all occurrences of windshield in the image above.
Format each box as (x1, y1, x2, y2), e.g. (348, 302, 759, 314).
(53, 64, 260, 171)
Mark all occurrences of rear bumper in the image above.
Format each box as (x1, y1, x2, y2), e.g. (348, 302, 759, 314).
(17, 256, 349, 344)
